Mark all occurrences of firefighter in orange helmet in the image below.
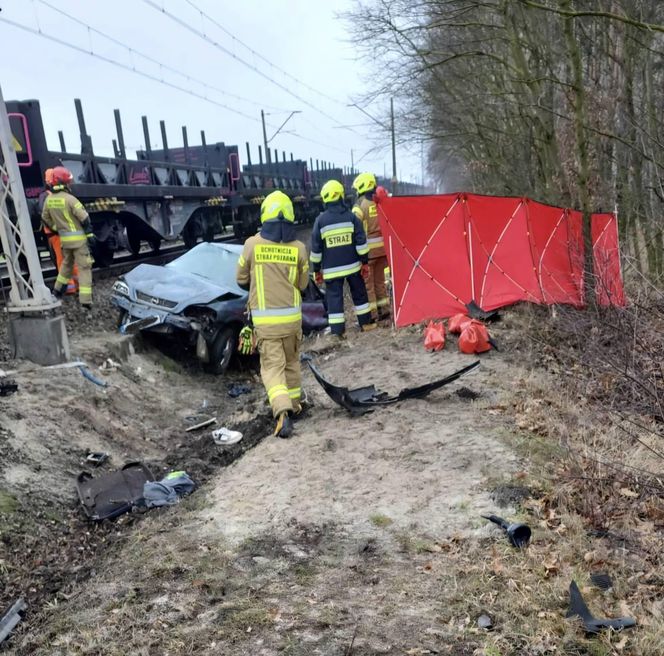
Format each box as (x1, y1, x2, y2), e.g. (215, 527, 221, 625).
(41, 166, 95, 308)
(40, 168, 79, 296)
(236, 190, 309, 438)
(352, 172, 390, 321)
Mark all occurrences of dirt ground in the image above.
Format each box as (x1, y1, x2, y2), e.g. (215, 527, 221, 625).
(1, 283, 659, 655)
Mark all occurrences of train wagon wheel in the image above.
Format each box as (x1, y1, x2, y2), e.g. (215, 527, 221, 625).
(92, 240, 114, 268)
(127, 228, 142, 256)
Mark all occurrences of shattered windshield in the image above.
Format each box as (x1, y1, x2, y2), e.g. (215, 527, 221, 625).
(167, 243, 245, 293)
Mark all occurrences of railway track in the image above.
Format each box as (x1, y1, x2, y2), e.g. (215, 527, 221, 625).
(0, 224, 312, 305)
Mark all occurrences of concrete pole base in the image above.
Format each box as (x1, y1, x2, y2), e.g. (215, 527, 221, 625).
(8, 312, 71, 365)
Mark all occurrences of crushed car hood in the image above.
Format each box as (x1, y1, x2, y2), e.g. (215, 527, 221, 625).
(124, 264, 245, 310)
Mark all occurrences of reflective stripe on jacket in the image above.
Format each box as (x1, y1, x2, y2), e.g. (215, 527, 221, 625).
(310, 203, 368, 281)
(41, 190, 90, 248)
(352, 195, 385, 259)
(236, 231, 309, 337)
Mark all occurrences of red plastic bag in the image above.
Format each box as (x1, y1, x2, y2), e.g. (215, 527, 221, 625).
(423, 320, 446, 351)
(448, 313, 472, 335)
(458, 320, 492, 354)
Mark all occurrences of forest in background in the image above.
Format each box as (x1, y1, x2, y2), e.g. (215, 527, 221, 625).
(347, 1, 664, 279)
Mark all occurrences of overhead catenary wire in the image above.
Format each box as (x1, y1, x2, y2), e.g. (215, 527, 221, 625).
(141, 0, 361, 134)
(0, 16, 265, 126)
(34, 0, 290, 114)
(182, 0, 345, 107)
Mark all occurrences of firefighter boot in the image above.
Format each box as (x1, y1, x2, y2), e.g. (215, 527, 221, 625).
(275, 411, 294, 439)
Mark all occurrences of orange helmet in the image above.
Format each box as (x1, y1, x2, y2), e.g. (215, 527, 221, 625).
(44, 168, 55, 187)
(51, 166, 74, 186)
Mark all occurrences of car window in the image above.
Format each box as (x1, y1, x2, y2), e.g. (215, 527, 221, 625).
(167, 243, 244, 293)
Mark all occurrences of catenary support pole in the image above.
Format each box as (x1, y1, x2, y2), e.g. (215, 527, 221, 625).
(0, 84, 70, 364)
(390, 97, 398, 195)
(261, 109, 271, 165)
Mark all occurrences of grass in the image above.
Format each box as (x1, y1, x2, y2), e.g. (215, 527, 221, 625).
(0, 490, 20, 514)
(369, 513, 393, 527)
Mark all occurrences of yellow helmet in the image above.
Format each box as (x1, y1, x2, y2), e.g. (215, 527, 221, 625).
(352, 172, 377, 196)
(260, 190, 295, 223)
(320, 179, 344, 204)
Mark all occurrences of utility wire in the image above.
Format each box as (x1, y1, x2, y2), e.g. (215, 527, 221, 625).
(34, 0, 289, 114)
(182, 0, 344, 107)
(142, 0, 360, 134)
(0, 16, 263, 125)
(0, 16, 351, 157)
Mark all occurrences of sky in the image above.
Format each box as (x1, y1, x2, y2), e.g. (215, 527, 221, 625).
(0, 0, 422, 183)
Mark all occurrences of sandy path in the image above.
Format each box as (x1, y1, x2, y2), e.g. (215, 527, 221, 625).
(201, 327, 518, 542)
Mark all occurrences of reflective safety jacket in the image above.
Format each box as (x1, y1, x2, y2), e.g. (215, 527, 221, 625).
(236, 220, 309, 338)
(310, 203, 369, 281)
(41, 189, 90, 249)
(352, 195, 385, 259)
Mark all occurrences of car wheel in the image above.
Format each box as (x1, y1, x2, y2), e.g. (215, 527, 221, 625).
(204, 327, 237, 375)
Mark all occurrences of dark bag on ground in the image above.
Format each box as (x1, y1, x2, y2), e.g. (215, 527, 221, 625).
(76, 462, 154, 521)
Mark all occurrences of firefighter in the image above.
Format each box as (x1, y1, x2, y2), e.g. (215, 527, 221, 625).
(39, 168, 78, 296)
(310, 179, 374, 336)
(41, 166, 95, 308)
(236, 190, 309, 439)
(352, 172, 390, 321)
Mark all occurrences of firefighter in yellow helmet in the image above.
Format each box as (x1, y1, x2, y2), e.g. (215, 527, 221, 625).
(310, 180, 374, 336)
(236, 190, 309, 438)
(41, 166, 95, 309)
(352, 172, 390, 321)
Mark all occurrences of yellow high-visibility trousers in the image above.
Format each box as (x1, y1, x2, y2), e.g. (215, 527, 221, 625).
(55, 242, 93, 305)
(365, 255, 389, 319)
(257, 330, 302, 417)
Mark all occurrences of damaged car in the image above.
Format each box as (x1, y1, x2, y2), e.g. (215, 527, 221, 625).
(111, 242, 327, 374)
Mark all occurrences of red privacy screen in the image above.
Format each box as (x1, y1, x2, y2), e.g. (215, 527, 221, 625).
(376, 192, 625, 327)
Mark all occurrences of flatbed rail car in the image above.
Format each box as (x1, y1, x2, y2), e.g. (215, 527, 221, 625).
(6, 98, 326, 265)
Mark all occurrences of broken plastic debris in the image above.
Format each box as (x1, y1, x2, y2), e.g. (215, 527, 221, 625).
(305, 357, 480, 416)
(477, 613, 493, 630)
(590, 573, 613, 591)
(185, 417, 217, 432)
(227, 383, 252, 398)
(466, 300, 500, 322)
(0, 378, 18, 397)
(86, 451, 109, 467)
(212, 427, 243, 446)
(566, 580, 636, 634)
(482, 514, 532, 548)
(0, 598, 26, 645)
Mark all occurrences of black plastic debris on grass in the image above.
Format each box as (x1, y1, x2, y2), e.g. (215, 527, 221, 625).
(590, 573, 613, 591)
(305, 356, 480, 416)
(566, 581, 636, 634)
(466, 300, 500, 322)
(482, 514, 532, 548)
(0, 378, 18, 397)
(0, 598, 26, 645)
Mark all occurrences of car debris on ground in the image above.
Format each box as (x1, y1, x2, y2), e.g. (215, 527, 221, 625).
(306, 357, 480, 416)
(227, 382, 252, 398)
(566, 580, 636, 634)
(185, 417, 217, 432)
(0, 377, 18, 396)
(0, 598, 26, 645)
(482, 514, 532, 548)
